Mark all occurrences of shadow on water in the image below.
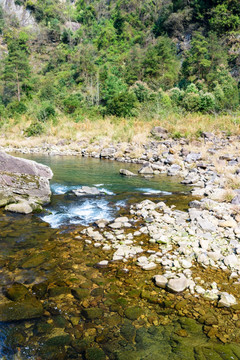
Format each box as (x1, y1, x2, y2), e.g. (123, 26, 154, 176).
(0, 156, 239, 359)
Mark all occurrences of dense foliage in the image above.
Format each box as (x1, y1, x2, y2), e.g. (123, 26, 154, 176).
(0, 0, 240, 132)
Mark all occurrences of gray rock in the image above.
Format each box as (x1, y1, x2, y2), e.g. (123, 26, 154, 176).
(120, 169, 137, 176)
(72, 186, 105, 196)
(167, 275, 188, 293)
(0, 0, 37, 28)
(5, 200, 33, 214)
(0, 152, 53, 212)
(151, 126, 168, 139)
(0, 151, 52, 179)
(232, 195, 240, 205)
(185, 153, 202, 163)
(100, 147, 116, 158)
(153, 275, 168, 288)
(167, 164, 181, 176)
(218, 292, 237, 307)
(138, 164, 154, 175)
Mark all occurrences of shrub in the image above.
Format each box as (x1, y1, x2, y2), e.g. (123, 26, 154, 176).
(37, 104, 56, 122)
(63, 93, 83, 114)
(199, 91, 215, 112)
(169, 87, 184, 106)
(130, 81, 153, 103)
(25, 121, 44, 137)
(182, 92, 201, 112)
(106, 91, 137, 117)
(6, 101, 27, 115)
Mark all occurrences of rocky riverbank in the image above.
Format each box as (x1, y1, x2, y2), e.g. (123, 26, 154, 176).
(1, 129, 240, 358)
(0, 151, 53, 214)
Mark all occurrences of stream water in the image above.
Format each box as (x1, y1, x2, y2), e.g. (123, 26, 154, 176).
(0, 156, 239, 360)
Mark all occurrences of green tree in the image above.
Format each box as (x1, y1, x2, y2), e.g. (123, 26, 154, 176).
(2, 31, 31, 104)
(143, 36, 180, 89)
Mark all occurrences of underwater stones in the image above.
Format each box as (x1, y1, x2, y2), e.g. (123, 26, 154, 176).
(85, 347, 106, 360)
(48, 286, 71, 297)
(97, 260, 109, 267)
(5, 283, 29, 301)
(0, 298, 43, 322)
(119, 169, 137, 176)
(82, 307, 103, 320)
(45, 328, 71, 346)
(124, 306, 143, 320)
(218, 293, 237, 307)
(21, 252, 49, 269)
(120, 323, 136, 342)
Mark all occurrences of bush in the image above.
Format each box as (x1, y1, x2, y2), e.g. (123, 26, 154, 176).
(199, 91, 215, 112)
(106, 91, 137, 117)
(131, 81, 153, 103)
(7, 101, 27, 115)
(169, 87, 184, 106)
(63, 93, 83, 114)
(37, 104, 56, 122)
(182, 92, 201, 112)
(25, 121, 44, 137)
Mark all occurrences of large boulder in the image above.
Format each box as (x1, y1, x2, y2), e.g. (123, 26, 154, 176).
(0, 152, 53, 213)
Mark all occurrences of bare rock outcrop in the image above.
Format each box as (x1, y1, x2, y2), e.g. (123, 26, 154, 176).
(0, 152, 53, 213)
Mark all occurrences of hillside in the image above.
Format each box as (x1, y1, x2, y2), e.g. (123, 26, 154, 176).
(0, 0, 240, 138)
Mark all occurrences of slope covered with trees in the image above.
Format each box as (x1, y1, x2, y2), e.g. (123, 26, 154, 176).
(0, 0, 240, 135)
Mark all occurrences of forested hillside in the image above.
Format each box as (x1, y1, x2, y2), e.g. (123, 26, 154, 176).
(0, 0, 240, 136)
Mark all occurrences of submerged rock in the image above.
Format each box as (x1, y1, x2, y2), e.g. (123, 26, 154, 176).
(0, 151, 53, 213)
(0, 298, 43, 322)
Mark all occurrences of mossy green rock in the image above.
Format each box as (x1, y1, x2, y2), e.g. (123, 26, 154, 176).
(0, 298, 43, 322)
(120, 323, 136, 342)
(6, 283, 29, 301)
(21, 252, 49, 269)
(72, 288, 90, 300)
(32, 281, 48, 298)
(82, 307, 103, 320)
(85, 347, 106, 360)
(48, 286, 71, 297)
(124, 306, 143, 320)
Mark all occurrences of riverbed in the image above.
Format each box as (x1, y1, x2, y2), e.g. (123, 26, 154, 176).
(0, 155, 239, 360)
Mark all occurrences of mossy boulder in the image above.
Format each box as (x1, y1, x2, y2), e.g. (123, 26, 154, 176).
(85, 347, 106, 360)
(0, 298, 43, 322)
(5, 283, 29, 301)
(82, 307, 103, 320)
(72, 288, 90, 300)
(124, 306, 143, 320)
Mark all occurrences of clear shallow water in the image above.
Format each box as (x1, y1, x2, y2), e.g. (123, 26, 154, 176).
(0, 155, 239, 359)
(22, 155, 189, 228)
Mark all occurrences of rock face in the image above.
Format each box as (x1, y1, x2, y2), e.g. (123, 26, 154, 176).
(0, 152, 53, 213)
(0, 0, 37, 28)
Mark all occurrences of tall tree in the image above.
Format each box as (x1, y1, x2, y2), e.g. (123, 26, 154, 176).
(3, 31, 31, 104)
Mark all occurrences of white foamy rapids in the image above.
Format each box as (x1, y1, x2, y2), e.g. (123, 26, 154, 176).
(137, 188, 172, 195)
(51, 183, 77, 195)
(41, 199, 115, 228)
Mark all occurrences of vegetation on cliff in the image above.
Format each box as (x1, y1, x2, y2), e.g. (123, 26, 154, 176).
(0, 0, 240, 137)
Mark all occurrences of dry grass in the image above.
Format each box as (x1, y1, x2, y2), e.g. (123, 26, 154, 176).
(1, 112, 240, 149)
